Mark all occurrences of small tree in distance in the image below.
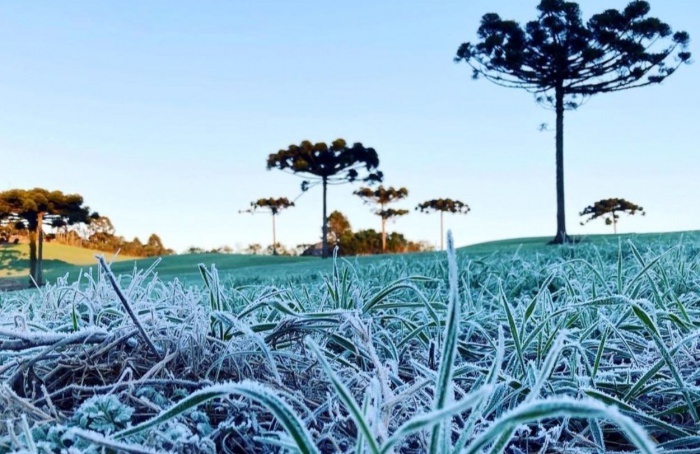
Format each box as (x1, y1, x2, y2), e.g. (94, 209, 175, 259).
(327, 210, 352, 245)
(354, 185, 409, 252)
(455, 0, 691, 244)
(245, 243, 263, 255)
(267, 139, 383, 258)
(580, 198, 645, 234)
(242, 197, 295, 256)
(416, 198, 470, 251)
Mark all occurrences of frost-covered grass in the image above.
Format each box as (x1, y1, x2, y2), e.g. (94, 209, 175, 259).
(1, 232, 700, 453)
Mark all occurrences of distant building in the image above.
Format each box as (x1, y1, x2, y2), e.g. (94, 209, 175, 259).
(301, 242, 324, 257)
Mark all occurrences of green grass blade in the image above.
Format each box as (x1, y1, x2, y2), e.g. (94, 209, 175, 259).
(115, 381, 319, 454)
(632, 303, 699, 422)
(306, 337, 381, 454)
(591, 327, 608, 386)
(453, 327, 505, 454)
(501, 284, 526, 374)
(584, 388, 690, 437)
(589, 418, 606, 454)
(381, 385, 492, 454)
(430, 231, 461, 454)
(462, 397, 655, 454)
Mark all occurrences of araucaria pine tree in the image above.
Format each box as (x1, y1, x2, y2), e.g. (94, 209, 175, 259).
(580, 198, 645, 234)
(455, 0, 691, 244)
(354, 185, 409, 252)
(243, 197, 295, 255)
(0, 188, 95, 286)
(416, 198, 470, 251)
(267, 139, 382, 258)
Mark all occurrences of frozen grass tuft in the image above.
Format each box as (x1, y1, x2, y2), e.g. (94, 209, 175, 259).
(2, 234, 700, 452)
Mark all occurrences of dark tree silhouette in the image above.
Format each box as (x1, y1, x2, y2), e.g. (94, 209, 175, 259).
(416, 199, 470, 251)
(267, 139, 382, 258)
(354, 185, 409, 252)
(580, 198, 645, 234)
(455, 0, 691, 244)
(0, 188, 95, 286)
(242, 197, 295, 255)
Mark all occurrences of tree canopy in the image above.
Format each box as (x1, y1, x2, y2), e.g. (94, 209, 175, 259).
(416, 199, 470, 250)
(266, 139, 383, 186)
(455, 0, 690, 243)
(249, 197, 295, 216)
(580, 198, 645, 234)
(0, 188, 95, 286)
(244, 197, 295, 255)
(378, 208, 410, 221)
(267, 139, 383, 258)
(354, 186, 408, 207)
(416, 199, 471, 215)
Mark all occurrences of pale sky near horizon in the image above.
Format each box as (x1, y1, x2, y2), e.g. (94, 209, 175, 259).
(1, 1, 697, 253)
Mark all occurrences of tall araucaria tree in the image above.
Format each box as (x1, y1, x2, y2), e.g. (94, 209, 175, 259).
(267, 139, 383, 258)
(455, 0, 691, 244)
(242, 197, 295, 255)
(0, 188, 95, 286)
(354, 185, 409, 252)
(416, 198, 470, 251)
(580, 198, 645, 234)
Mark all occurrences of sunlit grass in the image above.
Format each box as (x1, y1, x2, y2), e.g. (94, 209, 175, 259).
(0, 242, 139, 277)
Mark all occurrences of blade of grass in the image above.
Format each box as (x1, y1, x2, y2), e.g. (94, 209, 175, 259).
(429, 231, 461, 454)
(631, 303, 699, 422)
(306, 337, 380, 454)
(115, 381, 319, 454)
(462, 397, 655, 454)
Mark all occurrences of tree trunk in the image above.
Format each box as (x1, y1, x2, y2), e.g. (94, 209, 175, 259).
(321, 177, 329, 258)
(37, 213, 44, 286)
(28, 230, 37, 287)
(551, 83, 569, 244)
(381, 203, 386, 252)
(272, 214, 277, 255)
(440, 211, 444, 251)
(613, 217, 618, 235)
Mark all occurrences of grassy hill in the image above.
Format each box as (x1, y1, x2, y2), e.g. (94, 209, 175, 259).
(0, 242, 142, 290)
(2, 230, 699, 290)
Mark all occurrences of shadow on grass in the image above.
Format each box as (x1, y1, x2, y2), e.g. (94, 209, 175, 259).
(1, 245, 88, 291)
(0, 277, 27, 292)
(0, 245, 26, 274)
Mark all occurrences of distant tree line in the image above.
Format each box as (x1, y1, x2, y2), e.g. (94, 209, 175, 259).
(0, 188, 173, 286)
(324, 211, 433, 256)
(3, 213, 173, 258)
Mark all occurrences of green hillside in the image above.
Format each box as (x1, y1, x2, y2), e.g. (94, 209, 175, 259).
(2, 230, 699, 290)
(0, 243, 141, 291)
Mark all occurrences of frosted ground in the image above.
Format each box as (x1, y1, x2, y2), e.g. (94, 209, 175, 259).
(1, 232, 700, 453)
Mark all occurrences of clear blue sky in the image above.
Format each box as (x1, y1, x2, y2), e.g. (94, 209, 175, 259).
(1, 1, 697, 252)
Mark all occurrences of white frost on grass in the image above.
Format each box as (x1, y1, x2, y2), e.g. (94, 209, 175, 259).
(1, 233, 699, 452)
